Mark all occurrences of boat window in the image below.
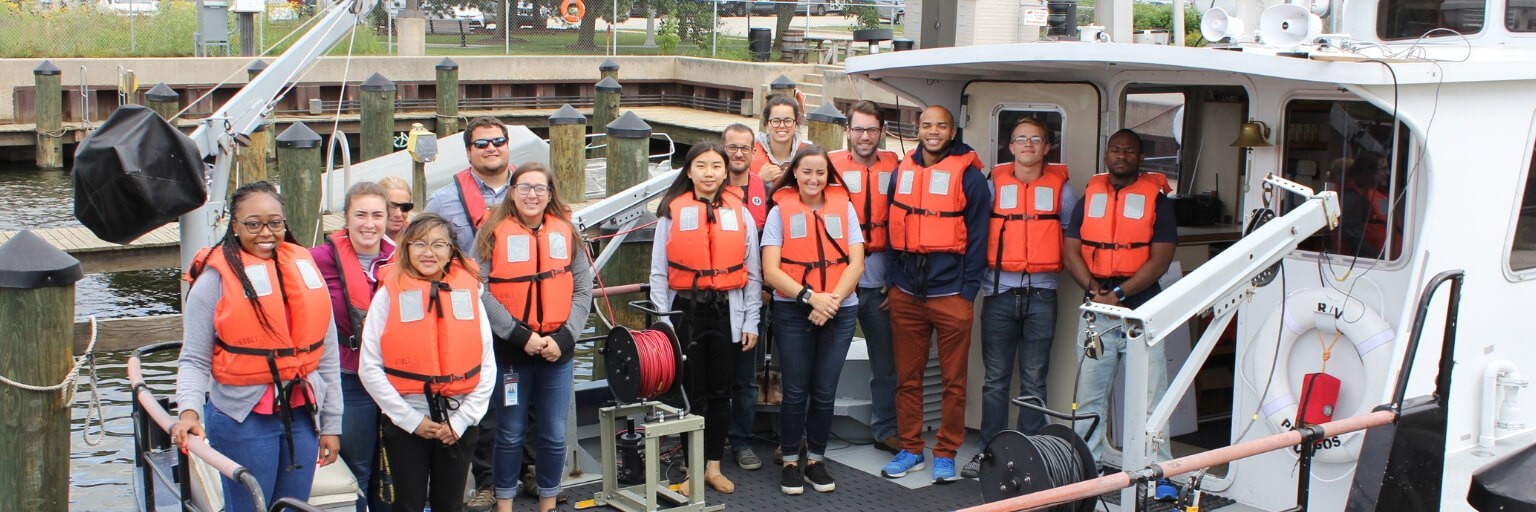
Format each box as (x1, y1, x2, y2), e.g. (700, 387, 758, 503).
(1124, 92, 1186, 192)
(993, 108, 1066, 168)
(1508, 138, 1536, 271)
(1510, 0, 1536, 31)
(1377, 0, 1485, 39)
(1281, 99, 1410, 261)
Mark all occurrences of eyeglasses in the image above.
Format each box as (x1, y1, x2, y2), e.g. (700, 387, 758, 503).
(389, 201, 414, 213)
(723, 144, 753, 154)
(470, 137, 508, 149)
(239, 219, 286, 233)
(767, 117, 797, 127)
(848, 127, 882, 136)
(514, 184, 551, 197)
(408, 241, 453, 252)
(1012, 136, 1047, 145)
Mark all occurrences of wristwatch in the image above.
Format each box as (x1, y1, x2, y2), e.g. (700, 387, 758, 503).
(797, 285, 814, 305)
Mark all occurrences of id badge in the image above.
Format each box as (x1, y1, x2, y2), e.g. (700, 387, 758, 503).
(503, 371, 519, 406)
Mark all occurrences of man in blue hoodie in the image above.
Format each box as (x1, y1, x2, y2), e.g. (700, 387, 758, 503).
(878, 105, 992, 483)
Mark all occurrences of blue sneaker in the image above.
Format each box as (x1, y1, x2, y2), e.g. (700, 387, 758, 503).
(880, 450, 925, 478)
(1155, 478, 1179, 501)
(932, 457, 960, 483)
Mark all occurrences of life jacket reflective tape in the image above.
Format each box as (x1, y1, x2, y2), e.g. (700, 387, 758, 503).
(666, 192, 750, 291)
(1078, 172, 1170, 278)
(326, 230, 386, 349)
(486, 213, 576, 335)
(724, 174, 770, 230)
(378, 262, 484, 401)
(773, 185, 852, 295)
(201, 242, 333, 387)
(888, 149, 980, 254)
(829, 149, 899, 253)
(987, 163, 1069, 274)
(453, 167, 514, 229)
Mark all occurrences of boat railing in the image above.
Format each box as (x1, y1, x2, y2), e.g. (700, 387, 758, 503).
(128, 341, 323, 512)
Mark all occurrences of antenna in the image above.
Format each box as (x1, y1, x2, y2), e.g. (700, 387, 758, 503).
(1259, 3, 1323, 48)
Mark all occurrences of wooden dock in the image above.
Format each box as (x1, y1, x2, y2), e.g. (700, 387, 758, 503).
(1, 215, 347, 274)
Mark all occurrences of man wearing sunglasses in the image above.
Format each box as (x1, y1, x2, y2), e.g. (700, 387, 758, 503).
(425, 116, 515, 262)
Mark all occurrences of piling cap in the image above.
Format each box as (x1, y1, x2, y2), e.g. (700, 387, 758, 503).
(247, 59, 267, 75)
(600, 58, 620, 71)
(0, 231, 83, 289)
(770, 74, 796, 89)
(807, 102, 847, 125)
(361, 72, 396, 92)
(436, 57, 459, 71)
(595, 76, 622, 93)
(145, 83, 178, 103)
(34, 60, 61, 76)
(606, 111, 652, 139)
(550, 104, 587, 126)
(276, 122, 322, 149)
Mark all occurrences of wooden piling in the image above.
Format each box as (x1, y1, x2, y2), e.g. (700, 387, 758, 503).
(360, 72, 396, 162)
(603, 112, 652, 329)
(144, 83, 179, 121)
(549, 104, 587, 205)
(806, 102, 847, 151)
(599, 58, 620, 82)
(0, 230, 84, 512)
(276, 122, 324, 248)
(593, 77, 622, 137)
(34, 61, 63, 170)
(435, 58, 460, 138)
(232, 59, 271, 198)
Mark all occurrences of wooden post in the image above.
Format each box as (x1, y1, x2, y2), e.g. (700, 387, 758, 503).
(144, 83, 179, 121)
(360, 72, 396, 162)
(120, 70, 137, 105)
(603, 112, 652, 329)
(34, 61, 63, 170)
(806, 102, 847, 151)
(550, 104, 588, 205)
(593, 77, 622, 137)
(232, 59, 271, 198)
(599, 58, 620, 82)
(435, 58, 460, 137)
(0, 230, 83, 512)
(276, 122, 323, 248)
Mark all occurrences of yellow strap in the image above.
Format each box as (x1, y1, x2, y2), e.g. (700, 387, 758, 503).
(1317, 329, 1344, 373)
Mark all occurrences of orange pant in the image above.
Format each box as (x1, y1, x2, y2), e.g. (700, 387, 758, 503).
(888, 288, 974, 459)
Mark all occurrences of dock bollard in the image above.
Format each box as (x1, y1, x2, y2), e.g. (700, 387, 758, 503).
(602, 112, 653, 330)
(600, 58, 620, 82)
(276, 122, 324, 248)
(360, 72, 396, 162)
(550, 104, 588, 205)
(0, 231, 84, 511)
(144, 83, 179, 122)
(231, 59, 271, 201)
(435, 58, 460, 138)
(34, 60, 63, 170)
(593, 77, 623, 138)
(807, 102, 847, 151)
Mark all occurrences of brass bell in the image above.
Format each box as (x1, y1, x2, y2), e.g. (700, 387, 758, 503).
(1230, 118, 1274, 148)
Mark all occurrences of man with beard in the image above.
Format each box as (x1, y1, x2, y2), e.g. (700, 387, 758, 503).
(878, 105, 990, 484)
(721, 123, 769, 471)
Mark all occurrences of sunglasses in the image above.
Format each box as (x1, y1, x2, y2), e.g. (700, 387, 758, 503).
(470, 137, 508, 149)
(389, 201, 414, 213)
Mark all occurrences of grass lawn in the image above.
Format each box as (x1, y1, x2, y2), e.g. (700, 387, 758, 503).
(410, 29, 755, 58)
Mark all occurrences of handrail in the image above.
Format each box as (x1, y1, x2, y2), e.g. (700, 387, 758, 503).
(1391, 269, 1465, 411)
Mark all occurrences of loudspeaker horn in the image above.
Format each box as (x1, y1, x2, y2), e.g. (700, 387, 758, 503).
(1259, 3, 1323, 48)
(1200, 7, 1247, 43)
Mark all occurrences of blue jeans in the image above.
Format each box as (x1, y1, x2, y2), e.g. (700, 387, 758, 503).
(205, 402, 319, 512)
(857, 286, 897, 442)
(774, 301, 858, 462)
(1072, 313, 1173, 464)
(493, 360, 573, 500)
(728, 302, 767, 453)
(979, 289, 1058, 448)
(339, 372, 389, 512)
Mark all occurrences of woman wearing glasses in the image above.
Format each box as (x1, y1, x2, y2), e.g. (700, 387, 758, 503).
(649, 143, 764, 495)
(171, 181, 343, 512)
(473, 163, 592, 512)
(359, 214, 495, 512)
(308, 181, 397, 511)
(752, 93, 810, 184)
(379, 175, 415, 244)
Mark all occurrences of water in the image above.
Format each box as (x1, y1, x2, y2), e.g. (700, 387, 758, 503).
(2, 163, 602, 511)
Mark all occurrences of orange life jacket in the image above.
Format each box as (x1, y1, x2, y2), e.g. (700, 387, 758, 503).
(987, 163, 1069, 273)
(725, 174, 769, 230)
(829, 149, 899, 253)
(749, 139, 809, 178)
(325, 230, 387, 349)
(887, 149, 980, 254)
(772, 185, 853, 296)
(377, 261, 484, 398)
(1363, 187, 1402, 259)
(184, 246, 216, 283)
(486, 214, 576, 335)
(1078, 172, 1170, 278)
(201, 243, 333, 387)
(453, 167, 515, 229)
(666, 192, 750, 291)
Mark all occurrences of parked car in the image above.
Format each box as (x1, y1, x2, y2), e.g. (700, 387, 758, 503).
(390, 0, 486, 26)
(720, 0, 832, 17)
(864, 0, 904, 23)
(97, 0, 159, 15)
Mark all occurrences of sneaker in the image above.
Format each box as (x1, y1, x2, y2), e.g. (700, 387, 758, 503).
(932, 457, 960, 483)
(781, 464, 805, 495)
(960, 453, 983, 479)
(880, 450, 925, 478)
(736, 448, 763, 470)
(804, 462, 835, 492)
(465, 485, 495, 512)
(1156, 478, 1179, 501)
(874, 436, 902, 455)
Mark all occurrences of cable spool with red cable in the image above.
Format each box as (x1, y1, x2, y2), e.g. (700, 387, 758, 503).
(602, 322, 684, 405)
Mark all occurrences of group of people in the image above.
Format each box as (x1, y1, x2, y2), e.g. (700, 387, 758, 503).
(169, 90, 1184, 511)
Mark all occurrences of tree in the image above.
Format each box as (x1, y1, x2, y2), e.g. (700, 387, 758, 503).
(576, 0, 638, 48)
(772, 2, 793, 49)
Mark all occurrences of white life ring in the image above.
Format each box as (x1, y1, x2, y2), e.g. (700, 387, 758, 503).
(1245, 287, 1395, 464)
